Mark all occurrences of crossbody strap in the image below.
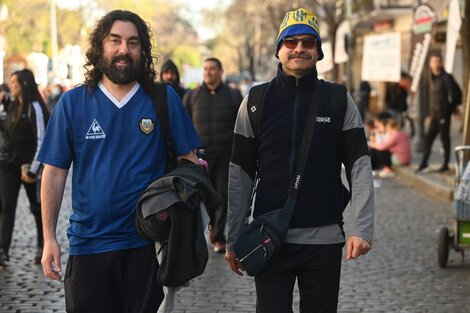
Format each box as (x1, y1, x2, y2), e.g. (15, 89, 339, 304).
(283, 80, 323, 211)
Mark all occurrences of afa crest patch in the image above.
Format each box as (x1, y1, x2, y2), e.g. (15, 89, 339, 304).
(139, 118, 154, 134)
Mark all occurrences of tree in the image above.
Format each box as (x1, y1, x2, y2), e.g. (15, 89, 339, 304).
(94, 0, 201, 71)
(461, 0, 470, 146)
(204, 0, 374, 81)
(461, 0, 469, 102)
(2, 0, 86, 57)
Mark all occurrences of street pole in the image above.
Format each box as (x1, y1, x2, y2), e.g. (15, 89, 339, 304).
(345, 0, 353, 92)
(50, 0, 58, 79)
(462, 77, 470, 163)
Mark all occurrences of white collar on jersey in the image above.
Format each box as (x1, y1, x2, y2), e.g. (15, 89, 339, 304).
(98, 81, 140, 109)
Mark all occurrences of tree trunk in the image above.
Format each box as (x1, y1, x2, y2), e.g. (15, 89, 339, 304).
(462, 0, 470, 102)
(461, 0, 470, 146)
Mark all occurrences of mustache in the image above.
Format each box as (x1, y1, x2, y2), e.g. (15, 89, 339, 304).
(112, 55, 133, 64)
(288, 53, 311, 60)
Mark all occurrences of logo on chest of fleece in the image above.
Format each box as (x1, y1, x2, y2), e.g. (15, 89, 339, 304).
(86, 119, 106, 139)
(316, 116, 331, 123)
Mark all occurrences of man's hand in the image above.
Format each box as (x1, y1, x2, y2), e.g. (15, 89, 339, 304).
(20, 173, 36, 184)
(225, 250, 245, 276)
(346, 235, 371, 260)
(41, 239, 63, 281)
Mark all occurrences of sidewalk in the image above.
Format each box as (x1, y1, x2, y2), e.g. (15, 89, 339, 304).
(392, 115, 462, 202)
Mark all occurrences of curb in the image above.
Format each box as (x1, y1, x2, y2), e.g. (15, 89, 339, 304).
(394, 166, 453, 202)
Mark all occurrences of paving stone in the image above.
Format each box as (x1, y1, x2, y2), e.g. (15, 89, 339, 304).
(1, 174, 470, 312)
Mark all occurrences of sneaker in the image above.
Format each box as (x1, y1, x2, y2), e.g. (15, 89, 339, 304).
(415, 164, 428, 173)
(34, 246, 43, 265)
(436, 166, 449, 173)
(0, 249, 9, 267)
(378, 170, 395, 178)
(213, 241, 226, 253)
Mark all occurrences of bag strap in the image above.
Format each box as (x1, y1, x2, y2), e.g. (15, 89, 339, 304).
(150, 83, 177, 172)
(287, 80, 323, 200)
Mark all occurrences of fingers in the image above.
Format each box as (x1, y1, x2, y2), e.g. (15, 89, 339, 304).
(346, 236, 372, 260)
(225, 251, 244, 276)
(41, 245, 62, 281)
(346, 238, 356, 260)
(42, 256, 62, 281)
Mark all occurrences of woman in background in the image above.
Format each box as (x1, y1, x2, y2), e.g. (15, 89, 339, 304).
(0, 69, 49, 266)
(369, 118, 411, 178)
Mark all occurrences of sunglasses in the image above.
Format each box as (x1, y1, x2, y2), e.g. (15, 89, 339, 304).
(282, 37, 317, 49)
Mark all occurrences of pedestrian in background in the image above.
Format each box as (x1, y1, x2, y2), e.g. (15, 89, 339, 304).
(385, 72, 408, 127)
(183, 57, 242, 253)
(357, 80, 371, 121)
(160, 59, 187, 99)
(38, 10, 201, 312)
(43, 79, 64, 112)
(225, 8, 374, 313)
(369, 117, 411, 178)
(0, 69, 49, 266)
(416, 51, 462, 173)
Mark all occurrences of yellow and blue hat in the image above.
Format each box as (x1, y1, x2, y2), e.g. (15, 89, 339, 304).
(275, 8, 324, 60)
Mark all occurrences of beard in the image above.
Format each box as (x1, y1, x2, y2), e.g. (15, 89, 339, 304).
(98, 54, 142, 85)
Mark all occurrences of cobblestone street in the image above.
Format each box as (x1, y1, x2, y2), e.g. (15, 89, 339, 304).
(1, 176, 470, 312)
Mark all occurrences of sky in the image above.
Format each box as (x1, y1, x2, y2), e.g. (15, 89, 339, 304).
(59, 0, 232, 40)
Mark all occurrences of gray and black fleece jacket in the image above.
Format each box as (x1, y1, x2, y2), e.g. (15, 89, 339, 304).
(226, 65, 374, 251)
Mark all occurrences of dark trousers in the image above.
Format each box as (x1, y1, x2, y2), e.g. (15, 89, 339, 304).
(64, 245, 164, 313)
(0, 164, 42, 255)
(255, 243, 343, 313)
(207, 156, 229, 243)
(370, 148, 391, 170)
(420, 115, 451, 168)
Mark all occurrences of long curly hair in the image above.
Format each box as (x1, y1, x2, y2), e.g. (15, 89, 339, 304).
(83, 10, 157, 93)
(10, 69, 48, 127)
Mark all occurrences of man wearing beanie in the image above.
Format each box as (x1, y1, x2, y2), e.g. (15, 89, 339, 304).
(160, 59, 187, 99)
(225, 8, 374, 313)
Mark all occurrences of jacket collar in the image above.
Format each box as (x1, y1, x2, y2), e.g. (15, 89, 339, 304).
(202, 81, 224, 94)
(276, 63, 318, 90)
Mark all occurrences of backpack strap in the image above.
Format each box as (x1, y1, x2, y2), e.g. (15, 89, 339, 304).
(190, 86, 201, 104)
(150, 83, 177, 172)
(246, 82, 270, 143)
(327, 82, 348, 139)
(326, 81, 350, 207)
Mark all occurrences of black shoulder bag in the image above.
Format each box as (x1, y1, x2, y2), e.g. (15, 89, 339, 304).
(233, 80, 322, 276)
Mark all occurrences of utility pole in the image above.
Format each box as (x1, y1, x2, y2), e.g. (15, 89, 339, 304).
(50, 0, 58, 79)
(345, 0, 353, 92)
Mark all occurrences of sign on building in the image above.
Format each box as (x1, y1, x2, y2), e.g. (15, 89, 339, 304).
(409, 4, 436, 92)
(361, 32, 401, 82)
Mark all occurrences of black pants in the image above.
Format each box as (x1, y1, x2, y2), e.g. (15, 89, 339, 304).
(420, 115, 451, 168)
(207, 156, 229, 243)
(255, 243, 344, 313)
(64, 245, 163, 313)
(370, 148, 391, 170)
(0, 164, 42, 256)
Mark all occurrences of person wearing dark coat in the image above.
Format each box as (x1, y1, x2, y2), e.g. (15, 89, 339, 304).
(183, 57, 242, 253)
(416, 52, 462, 173)
(160, 59, 187, 99)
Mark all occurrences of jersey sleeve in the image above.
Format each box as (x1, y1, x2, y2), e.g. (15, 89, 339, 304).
(166, 86, 201, 156)
(37, 92, 74, 169)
